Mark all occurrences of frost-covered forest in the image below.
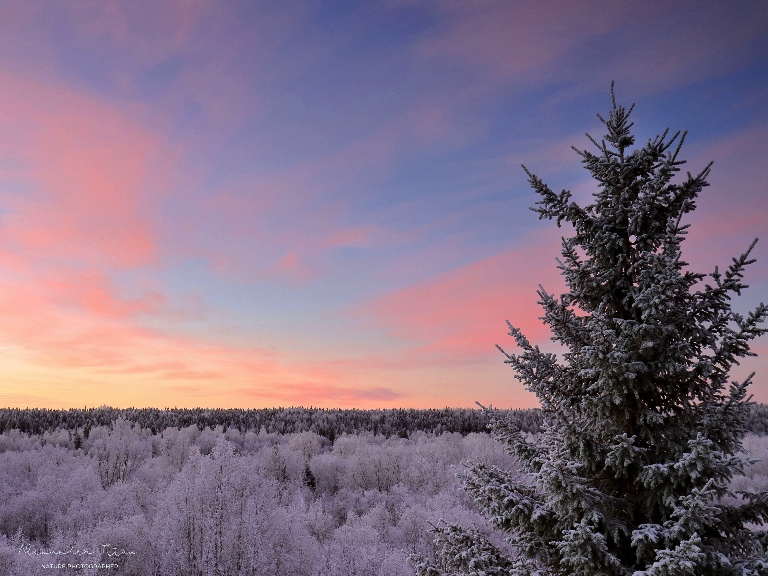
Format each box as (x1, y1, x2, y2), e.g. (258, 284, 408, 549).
(0, 409, 766, 575)
(3, 404, 768, 437)
(0, 406, 543, 438)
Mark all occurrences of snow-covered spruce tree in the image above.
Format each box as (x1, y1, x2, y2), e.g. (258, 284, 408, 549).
(413, 87, 768, 575)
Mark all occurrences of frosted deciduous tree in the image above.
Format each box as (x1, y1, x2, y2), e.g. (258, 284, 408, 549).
(153, 438, 319, 576)
(416, 86, 768, 575)
(88, 418, 152, 488)
(153, 440, 254, 576)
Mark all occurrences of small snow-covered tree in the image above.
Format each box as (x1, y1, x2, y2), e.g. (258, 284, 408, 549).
(415, 86, 768, 575)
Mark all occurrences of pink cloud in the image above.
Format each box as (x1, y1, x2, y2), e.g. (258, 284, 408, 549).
(0, 71, 173, 268)
(40, 268, 164, 320)
(365, 233, 565, 363)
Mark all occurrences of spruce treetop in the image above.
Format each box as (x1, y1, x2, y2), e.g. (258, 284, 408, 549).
(413, 85, 768, 576)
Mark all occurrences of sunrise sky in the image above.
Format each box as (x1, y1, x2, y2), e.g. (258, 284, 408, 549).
(0, 1, 766, 409)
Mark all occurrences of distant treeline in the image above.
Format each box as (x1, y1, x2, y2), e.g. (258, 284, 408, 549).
(1, 403, 767, 438)
(0, 406, 542, 439)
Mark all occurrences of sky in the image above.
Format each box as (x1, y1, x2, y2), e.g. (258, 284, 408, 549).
(0, 0, 766, 410)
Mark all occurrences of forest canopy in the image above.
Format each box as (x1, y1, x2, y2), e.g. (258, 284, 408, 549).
(1, 404, 767, 438)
